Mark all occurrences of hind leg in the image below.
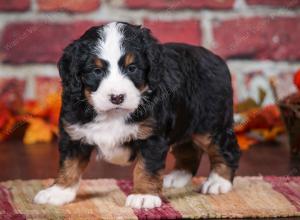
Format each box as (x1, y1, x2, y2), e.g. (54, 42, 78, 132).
(193, 130, 240, 194)
(163, 141, 203, 188)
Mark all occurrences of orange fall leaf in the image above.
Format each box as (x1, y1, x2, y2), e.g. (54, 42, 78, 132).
(236, 134, 257, 150)
(23, 118, 56, 145)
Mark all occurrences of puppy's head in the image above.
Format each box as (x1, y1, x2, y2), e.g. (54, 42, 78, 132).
(59, 22, 161, 115)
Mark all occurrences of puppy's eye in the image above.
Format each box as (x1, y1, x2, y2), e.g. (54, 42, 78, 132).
(127, 64, 137, 73)
(94, 68, 105, 76)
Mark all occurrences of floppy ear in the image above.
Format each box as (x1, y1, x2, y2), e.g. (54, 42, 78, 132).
(58, 41, 95, 123)
(141, 27, 163, 91)
(58, 41, 83, 98)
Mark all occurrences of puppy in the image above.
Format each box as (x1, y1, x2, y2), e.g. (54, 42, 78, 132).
(34, 22, 241, 209)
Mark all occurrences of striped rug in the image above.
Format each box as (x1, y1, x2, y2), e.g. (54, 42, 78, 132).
(1, 176, 300, 219)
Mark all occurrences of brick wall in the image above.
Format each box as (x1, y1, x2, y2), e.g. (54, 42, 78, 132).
(0, 0, 300, 102)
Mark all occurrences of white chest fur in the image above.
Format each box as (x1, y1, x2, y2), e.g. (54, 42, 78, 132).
(65, 114, 139, 165)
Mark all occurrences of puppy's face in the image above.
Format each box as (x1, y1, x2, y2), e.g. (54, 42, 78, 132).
(78, 22, 150, 114)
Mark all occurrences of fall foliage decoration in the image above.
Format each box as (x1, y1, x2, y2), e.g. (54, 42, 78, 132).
(234, 105, 285, 150)
(0, 78, 61, 145)
(0, 92, 61, 145)
(22, 93, 61, 144)
(236, 68, 300, 150)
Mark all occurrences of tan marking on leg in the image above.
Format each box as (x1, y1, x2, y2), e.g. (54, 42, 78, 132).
(55, 157, 89, 187)
(192, 134, 212, 151)
(213, 163, 233, 181)
(207, 145, 233, 180)
(132, 156, 163, 195)
(192, 133, 233, 181)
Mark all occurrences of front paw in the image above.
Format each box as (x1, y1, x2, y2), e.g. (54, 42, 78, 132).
(126, 194, 162, 209)
(163, 170, 192, 188)
(34, 184, 78, 205)
(201, 172, 232, 194)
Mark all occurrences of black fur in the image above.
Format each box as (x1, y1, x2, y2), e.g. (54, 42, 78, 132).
(58, 22, 240, 178)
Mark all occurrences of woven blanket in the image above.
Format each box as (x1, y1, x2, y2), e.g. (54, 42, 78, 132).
(1, 176, 300, 219)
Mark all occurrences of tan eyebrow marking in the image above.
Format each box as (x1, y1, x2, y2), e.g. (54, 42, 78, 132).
(95, 58, 104, 68)
(124, 53, 135, 67)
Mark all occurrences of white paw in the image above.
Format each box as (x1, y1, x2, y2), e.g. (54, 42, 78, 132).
(125, 194, 162, 209)
(163, 170, 192, 188)
(33, 184, 78, 206)
(201, 172, 232, 195)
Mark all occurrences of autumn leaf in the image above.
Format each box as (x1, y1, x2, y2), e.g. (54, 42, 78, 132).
(45, 92, 61, 126)
(250, 105, 282, 129)
(235, 98, 259, 113)
(0, 110, 8, 128)
(252, 127, 285, 141)
(23, 100, 47, 117)
(235, 105, 283, 133)
(0, 118, 16, 141)
(0, 104, 16, 141)
(23, 118, 56, 145)
(236, 134, 257, 150)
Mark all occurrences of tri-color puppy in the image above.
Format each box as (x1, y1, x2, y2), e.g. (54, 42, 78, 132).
(34, 22, 241, 209)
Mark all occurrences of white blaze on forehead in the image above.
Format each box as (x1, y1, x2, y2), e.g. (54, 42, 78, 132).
(99, 22, 124, 68)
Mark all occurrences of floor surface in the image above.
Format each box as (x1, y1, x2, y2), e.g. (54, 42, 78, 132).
(1, 136, 299, 220)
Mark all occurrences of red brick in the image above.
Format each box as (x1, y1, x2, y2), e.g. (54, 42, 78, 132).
(37, 0, 100, 13)
(125, 0, 234, 10)
(0, 0, 30, 11)
(212, 17, 300, 61)
(1, 21, 98, 64)
(144, 20, 201, 45)
(247, 0, 300, 8)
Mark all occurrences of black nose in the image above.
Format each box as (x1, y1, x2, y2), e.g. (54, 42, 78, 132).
(110, 94, 125, 105)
